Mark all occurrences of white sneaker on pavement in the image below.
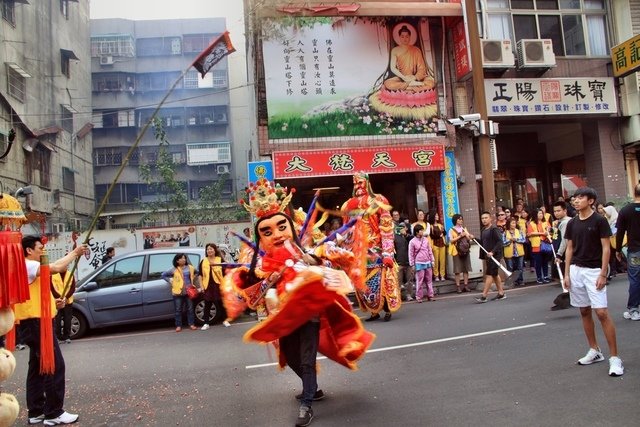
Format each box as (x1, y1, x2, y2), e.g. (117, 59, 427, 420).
(631, 311, 640, 321)
(623, 311, 632, 319)
(223, 320, 231, 327)
(609, 356, 624, 377)
(577, 347, 604, 365)
(43, 411, 79, 425)
(201, 324, 210, 331)
(28, 415, 44, 424)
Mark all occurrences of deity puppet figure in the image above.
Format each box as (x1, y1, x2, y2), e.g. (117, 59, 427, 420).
(342, 172, 402, 321)
(224, 178, 375, 426)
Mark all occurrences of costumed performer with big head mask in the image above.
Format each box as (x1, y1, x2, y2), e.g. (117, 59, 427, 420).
(224, 178, 375, 427)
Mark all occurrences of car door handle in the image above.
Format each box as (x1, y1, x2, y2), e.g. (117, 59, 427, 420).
(129, 288, 141, 293)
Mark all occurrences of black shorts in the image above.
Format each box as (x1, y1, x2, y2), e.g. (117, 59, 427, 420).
(485, 258, 501, 277)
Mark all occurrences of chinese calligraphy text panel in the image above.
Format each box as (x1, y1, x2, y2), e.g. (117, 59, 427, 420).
(273, 145, 445, 179)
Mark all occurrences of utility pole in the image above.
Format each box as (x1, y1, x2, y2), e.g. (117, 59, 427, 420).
(463, 0, 496, 214)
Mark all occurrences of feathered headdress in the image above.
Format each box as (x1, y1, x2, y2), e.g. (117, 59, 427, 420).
(240, 178, 294, 219)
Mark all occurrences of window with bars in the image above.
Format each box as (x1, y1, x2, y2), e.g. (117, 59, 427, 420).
(136, 37, 182, 56)
(7, 67, 26, 102)
(484, 0, 608, 56)
(90, 35, 135, 57)
(95, 148, 123, 166)
(182, 34, 218, 53)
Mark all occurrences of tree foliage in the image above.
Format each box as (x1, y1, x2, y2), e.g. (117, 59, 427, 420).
(137, 118, 248, 226)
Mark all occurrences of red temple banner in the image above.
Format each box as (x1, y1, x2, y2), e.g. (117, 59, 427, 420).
(273, 145, 445, 179)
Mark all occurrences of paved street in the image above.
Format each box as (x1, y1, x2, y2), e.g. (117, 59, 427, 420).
(7, 277, 639, 427)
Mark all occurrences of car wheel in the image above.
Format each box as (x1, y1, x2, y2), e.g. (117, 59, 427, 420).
(69, 311, 88, 340)
(194, 299, 225, 325)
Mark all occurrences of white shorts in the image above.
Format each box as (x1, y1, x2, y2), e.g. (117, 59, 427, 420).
(569, 265, 608, 309)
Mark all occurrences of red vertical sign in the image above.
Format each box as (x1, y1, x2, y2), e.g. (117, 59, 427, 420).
(453, 20, 471, 81)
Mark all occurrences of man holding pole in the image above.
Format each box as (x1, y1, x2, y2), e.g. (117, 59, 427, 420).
(15, 236, 87, 425)
(475, 212, 506, 303)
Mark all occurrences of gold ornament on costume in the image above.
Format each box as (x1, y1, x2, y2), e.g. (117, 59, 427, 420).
(0, 193, 27, 230)
(240, 178, 294, 219)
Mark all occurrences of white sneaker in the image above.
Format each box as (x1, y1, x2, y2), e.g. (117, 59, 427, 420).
(43, 411, 78, 425)
(631, 311, 640, 321)
(28, 415, 44, 424)
(609, 356, 624, 377)
(623, 311, 632, 320)
(577, 347, 605, 365)
(200, 324, 210, 331)
(222, 320, 231, 327)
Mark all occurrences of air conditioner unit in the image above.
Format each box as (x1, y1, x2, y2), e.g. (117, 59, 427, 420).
(517, 39, 556, 68)
(100, 55, 114, 65)
(481, 39, 515, 68)
(215, 113, 227, 122)
(217, 165, 230, 174)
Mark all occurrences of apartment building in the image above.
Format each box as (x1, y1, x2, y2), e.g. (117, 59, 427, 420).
(90, 18, 234, 228)
(0, 0, 94, 234)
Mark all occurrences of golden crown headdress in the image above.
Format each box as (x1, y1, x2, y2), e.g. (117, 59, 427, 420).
(241, 178, 295, 219)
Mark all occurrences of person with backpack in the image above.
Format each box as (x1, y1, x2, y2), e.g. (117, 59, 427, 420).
(448, 213, 474, 293)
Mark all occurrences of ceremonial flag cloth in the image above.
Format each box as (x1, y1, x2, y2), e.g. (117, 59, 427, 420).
(192, 31, 235, 78)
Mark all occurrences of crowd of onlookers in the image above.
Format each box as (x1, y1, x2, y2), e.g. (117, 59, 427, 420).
(393, 196, 626, 301)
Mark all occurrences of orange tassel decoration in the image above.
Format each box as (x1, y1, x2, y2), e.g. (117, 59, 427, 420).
(5, 313, 16, 351)
(39, 250, 55, 374)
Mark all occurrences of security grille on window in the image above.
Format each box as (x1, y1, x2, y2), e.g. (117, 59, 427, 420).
(211, 70, 227, 88)
(484, 0, 608, 57)
(95, 148, 123, 166)
(6, 64, 28, 102)
(186, 142, 231, 166)
(182, 34, 217, 53)
(90, 35, 135, 57)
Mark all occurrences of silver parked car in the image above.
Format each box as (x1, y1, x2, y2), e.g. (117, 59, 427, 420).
(69, 247, 226, 339)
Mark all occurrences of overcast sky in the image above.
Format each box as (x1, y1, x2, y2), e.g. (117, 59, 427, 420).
(90, 0, 243, 24)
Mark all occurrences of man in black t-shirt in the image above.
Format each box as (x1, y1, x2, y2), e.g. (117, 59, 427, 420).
(564, 187, 623, 377)
(615, 183, 640, 321)
(475, 212, 506, 303)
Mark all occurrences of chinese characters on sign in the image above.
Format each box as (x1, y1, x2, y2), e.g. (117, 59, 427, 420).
(485, 78, 617, 116)
(452, 20, 471, 81)
(283, 38, 336, 98)
(610, 34, 640, 78)
(273, 145, 445, 179)
(440, 151, 460, 232)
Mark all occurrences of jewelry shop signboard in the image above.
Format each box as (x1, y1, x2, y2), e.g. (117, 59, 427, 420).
(485, 78, 617, 117)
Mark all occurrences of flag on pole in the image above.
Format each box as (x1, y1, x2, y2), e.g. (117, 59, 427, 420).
(192, 31, 236, 78)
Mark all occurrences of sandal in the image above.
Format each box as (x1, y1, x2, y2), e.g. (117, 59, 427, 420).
(456, 287, 462, 294)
